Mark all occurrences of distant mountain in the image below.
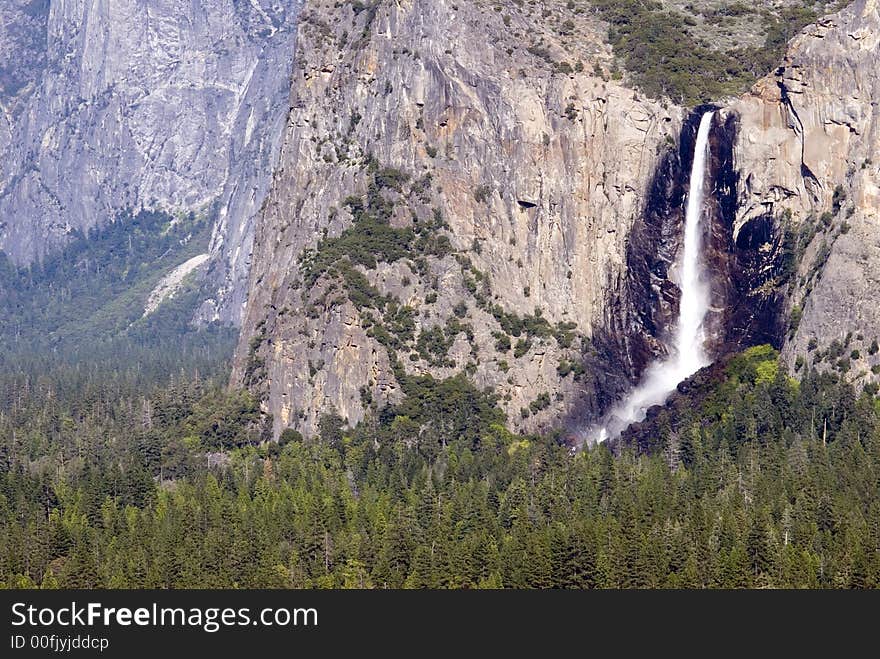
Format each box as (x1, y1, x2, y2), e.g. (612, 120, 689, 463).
(0, 0, 303, 326)
(0, 209, 236, 366)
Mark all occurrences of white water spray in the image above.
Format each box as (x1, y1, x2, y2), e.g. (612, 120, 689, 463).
(596, 111, 715, 443)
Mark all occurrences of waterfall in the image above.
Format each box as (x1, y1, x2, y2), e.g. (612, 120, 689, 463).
(597, 111, 715, 443)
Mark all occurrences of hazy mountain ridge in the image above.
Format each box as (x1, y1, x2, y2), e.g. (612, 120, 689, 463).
(0, 0, 303, 325)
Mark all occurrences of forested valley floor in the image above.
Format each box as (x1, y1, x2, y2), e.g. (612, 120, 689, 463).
(3, 345, 880, 589)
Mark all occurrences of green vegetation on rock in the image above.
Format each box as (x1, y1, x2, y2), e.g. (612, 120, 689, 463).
(580, 0, 846, 104)
(0, 208, 237, 378)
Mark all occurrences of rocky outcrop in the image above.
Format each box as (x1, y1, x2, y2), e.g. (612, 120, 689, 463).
(727, 0, 880, 388)
(236, 0, 880, 440)
(0, 0, 302, 325)
(702, 110, 788, 356)
(233, 0, 681, 437)
(144, 253, 210, 318)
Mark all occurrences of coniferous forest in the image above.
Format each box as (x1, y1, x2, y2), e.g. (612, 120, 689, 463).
(3, 343, 879, 589)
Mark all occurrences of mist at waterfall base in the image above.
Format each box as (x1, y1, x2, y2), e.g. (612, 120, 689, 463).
(595, 111, 715, 444)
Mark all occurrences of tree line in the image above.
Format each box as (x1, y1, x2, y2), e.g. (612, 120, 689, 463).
(2, 345, 879, 588)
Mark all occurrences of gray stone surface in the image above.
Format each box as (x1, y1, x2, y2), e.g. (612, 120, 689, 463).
(232, 0, 680, 437)
(235, 0, 880, 437)
(0, 0, 302, 324)
(728, 0, 880, 385)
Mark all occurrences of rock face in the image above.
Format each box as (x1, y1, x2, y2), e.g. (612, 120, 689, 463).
(703, 110, 788, 356)
(727, 0, 880, 387)
(236, 0, 880, 439)
(0, 0, 302, 325)
(232, 0, 681, 437)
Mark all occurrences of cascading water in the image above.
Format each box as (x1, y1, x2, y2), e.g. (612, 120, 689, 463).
(597, 111, 715, 443)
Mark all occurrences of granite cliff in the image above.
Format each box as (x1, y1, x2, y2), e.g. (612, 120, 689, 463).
(0, 0, 302, 325)
(726, 0, 880, 388)
(232, 0, 682, 437)
(235, 0, 880, 439)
